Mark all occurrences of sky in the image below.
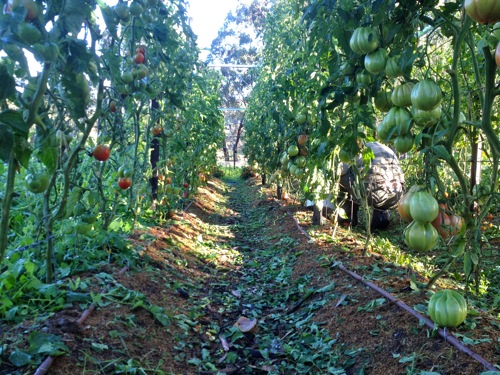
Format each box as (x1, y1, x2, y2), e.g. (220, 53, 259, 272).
(186, 0, 249, 51)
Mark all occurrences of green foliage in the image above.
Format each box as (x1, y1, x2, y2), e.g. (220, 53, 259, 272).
(242, 0, 500, 290)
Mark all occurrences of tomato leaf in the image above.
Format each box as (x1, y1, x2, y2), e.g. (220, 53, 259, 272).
(0, 110, 29, 138)
(8, 350, 31, 367)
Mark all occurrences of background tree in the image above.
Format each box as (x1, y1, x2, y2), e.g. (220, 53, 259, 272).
(206, 0, 270, 163)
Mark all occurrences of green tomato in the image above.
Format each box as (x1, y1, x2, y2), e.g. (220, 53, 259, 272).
(383, 106, 412, 135)
(114, 2, 130, 19)
(413, 106, 442, 128)
(428, 289, 467, 328)
(391, 82, 414, 107)
(393, 133, 414, 154)
(404, 220, 438, 252)
(364, 48, 387, 75)
(411, 79, 442, 111)
(356, 69, 372, 86)
(409, 190, 439, 223)
(493, 22, 500, 40)
(349, 27, 379, 55)
(295, 112, 307, 125)
(17, 22, 41, 44)
(121, 71, 134, 84)
(374, 89, 393, 112)
(75, 222, 92, 235)
(294, 156, 307, 168)
(376, 118, 395, 143)
(129, 1, 143, 16)
(26, 172, 49, 193)
(385, 56, 403, 78)
(287, 144, 299, 157)
(464, 0, 500, 24)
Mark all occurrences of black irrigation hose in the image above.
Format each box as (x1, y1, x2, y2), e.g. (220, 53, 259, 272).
(288, 212, 498, 372)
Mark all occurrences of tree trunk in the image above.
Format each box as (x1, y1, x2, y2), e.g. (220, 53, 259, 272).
(262, 173, 266, 185)
(233, 113, 245, 162)
(277, 185, 282, 199)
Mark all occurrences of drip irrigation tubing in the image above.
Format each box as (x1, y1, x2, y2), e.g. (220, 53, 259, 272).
(288, 211, 498, 372)
(34, 265, 129, 375)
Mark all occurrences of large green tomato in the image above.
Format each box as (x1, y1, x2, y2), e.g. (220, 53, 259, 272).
(383, 106, 412, 135)
(404, 220, 438, 252)
(397, 185, 422, 221)
(391, 82, 414, 107)
(356, 69, 372, 86)
(364, 48, 387, 75)
(464, 0, 500, 24)
(411, 79, 442, 110)
(428, 289, 467, 328)
(409, 190, 439, 223)
(393, 133, 414, 154)
(385, 56, 403, 78)
(374, 89, 393, 112)
(412, 106, 442, 128)
(494, 22, 500, 40)
(349, 27, 379, 55)
(376, 118, 394, 143)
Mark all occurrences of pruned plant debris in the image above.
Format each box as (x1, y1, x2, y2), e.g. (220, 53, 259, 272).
(1, 177, 499, 375)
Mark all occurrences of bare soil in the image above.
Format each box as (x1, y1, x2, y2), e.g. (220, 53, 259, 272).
(1, 176, 499, 374)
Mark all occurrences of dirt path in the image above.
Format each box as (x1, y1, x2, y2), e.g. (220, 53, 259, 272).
(7, 177, 499, 374)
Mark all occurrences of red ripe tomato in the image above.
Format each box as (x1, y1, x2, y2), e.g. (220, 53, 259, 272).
(136, 45, 146, 55)
(431, 203, 464, 239)
(182, 190, 189, 199)
(464, 0, 500, 24)
(7, 0, 38, 21)
(92, 144, 110, 161)
(118, 177, 131, 190)
(134, 52, 145, 64)
(152, 124, 163, 135)
(183, 182, 189, 188)
(297, 134, 308, 145)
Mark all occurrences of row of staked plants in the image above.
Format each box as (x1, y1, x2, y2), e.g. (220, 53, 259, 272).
(243, 0, 500, 309)
(0, 0, 224, 323)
